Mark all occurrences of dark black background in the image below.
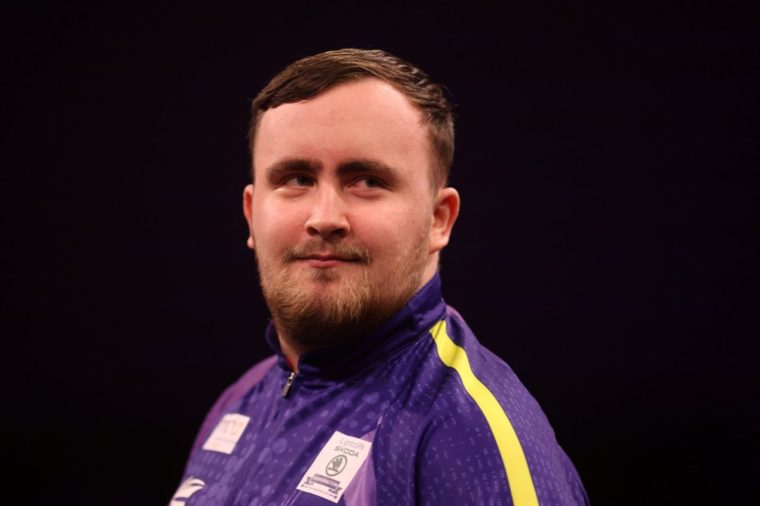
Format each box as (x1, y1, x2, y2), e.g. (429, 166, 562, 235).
(2, 3, 757, 505)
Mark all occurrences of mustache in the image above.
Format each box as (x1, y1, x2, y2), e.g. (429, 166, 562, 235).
(283, 241, 371, 264)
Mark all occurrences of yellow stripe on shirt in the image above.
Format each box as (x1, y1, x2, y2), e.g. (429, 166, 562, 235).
(430, 320, 539, 506)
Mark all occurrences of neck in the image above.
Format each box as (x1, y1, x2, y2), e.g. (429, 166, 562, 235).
(273, 315, 385, 372)
(277, 334, 302, 372)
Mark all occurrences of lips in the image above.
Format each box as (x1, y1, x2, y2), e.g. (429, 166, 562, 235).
(300, 254, 357, 262)
(297, 255, 357, 268)
(284, 243, 371, 265)
(296, 253, 363, 266)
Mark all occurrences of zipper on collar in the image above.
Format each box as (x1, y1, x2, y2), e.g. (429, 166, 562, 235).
(281, 371, 296, 398)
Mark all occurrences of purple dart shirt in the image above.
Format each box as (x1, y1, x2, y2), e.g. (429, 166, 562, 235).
(172, 275, 588, 505)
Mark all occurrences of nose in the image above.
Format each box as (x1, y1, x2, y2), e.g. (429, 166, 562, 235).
(304, 186, 350, 240)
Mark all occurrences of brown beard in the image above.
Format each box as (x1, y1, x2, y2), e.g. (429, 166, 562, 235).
(257, 236, 428, 352)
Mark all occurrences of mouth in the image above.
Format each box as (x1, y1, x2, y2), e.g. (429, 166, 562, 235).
(286, 243, 371, 269)
(295, 254, 361, 268)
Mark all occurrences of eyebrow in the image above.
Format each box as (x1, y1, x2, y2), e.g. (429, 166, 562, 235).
(335, 159, 402, 186)
(263, 158, 322, 185)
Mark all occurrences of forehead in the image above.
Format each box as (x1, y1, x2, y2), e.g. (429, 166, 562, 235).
(253, 79, 432, 179)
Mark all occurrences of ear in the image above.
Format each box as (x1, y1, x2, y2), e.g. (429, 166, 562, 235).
(243, 184, 255, 250)
(429, 187, 460, 254)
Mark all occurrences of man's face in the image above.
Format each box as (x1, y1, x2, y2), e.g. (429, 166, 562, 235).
(244, 78, 457, 348)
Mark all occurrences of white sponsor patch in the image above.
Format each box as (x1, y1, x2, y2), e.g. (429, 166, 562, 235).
(202, 413, 250, 454)
(169, 477, 205, 505)
(296, 431, 372, 503)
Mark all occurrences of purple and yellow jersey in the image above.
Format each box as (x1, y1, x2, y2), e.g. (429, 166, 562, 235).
(171, 275, 588, 505)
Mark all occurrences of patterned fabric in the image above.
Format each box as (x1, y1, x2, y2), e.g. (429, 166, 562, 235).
(173, 275, 588, 505)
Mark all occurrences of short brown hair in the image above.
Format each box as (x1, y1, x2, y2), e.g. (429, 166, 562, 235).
(248, 48, 454, 188)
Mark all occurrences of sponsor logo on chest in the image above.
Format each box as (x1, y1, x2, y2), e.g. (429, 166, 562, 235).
(296, 431, 372, 503)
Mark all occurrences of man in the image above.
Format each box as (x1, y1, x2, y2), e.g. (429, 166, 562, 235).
(171, 49, 588, 506)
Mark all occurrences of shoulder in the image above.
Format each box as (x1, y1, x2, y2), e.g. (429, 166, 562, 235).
(415, 308, 589, 505)
(428, 308, 545, 433)
(189, 355, 278, 454)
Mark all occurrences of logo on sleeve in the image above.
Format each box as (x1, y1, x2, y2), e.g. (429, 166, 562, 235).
(169, 477, 205, 506)
(202, 413, 250, 455)
(296, 431, 372, 503)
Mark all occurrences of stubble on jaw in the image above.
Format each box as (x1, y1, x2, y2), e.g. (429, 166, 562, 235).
(256, 232, 430, 353)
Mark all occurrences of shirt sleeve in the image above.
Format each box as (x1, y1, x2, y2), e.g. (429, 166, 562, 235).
(415, 413, 589, 506)
(415, 413, 514, 505)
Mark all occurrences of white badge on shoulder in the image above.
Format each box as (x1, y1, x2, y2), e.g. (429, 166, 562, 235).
(201, 413, 250, 455)
(296, 431, 373, 503)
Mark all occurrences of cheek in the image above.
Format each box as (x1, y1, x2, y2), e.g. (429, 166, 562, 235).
(251, 203, 292, 253)
(354, 206, 429, 256)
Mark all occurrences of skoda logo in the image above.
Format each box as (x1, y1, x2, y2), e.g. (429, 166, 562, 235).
(326, 455, 348, 476)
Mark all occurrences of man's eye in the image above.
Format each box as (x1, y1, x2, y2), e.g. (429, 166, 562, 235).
(356, 177, 383, 189)
(283, 175, 313, 187)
